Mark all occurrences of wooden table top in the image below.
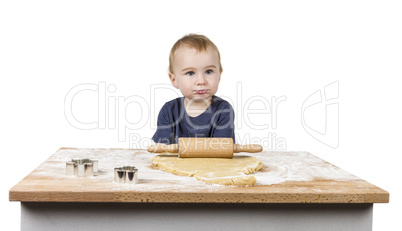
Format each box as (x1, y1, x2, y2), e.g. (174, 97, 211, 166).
(9, 148, 389, 203)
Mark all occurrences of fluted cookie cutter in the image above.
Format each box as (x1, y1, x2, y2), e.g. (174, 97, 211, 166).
(66, 158, 99, 177)
(114, 166, 138, 184)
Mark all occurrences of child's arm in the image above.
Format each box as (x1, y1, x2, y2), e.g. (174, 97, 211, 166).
(152, 105, 175, 144)
(211, 104, 236, 143)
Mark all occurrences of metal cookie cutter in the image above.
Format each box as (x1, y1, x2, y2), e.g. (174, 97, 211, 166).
(114, 166, 138, 184)
(66, 158, 99, 177)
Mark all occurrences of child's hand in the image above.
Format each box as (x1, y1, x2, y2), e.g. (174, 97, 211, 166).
(147, 143, 179, 153)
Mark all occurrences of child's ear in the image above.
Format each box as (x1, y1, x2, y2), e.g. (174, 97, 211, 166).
(169, 73, 179, 89)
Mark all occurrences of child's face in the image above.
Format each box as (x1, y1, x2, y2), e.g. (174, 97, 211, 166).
(169, 45, 221, 103)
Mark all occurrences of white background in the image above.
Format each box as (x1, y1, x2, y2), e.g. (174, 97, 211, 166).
(1, 1, 401, 230)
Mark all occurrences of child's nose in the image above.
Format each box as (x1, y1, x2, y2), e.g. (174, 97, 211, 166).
(195, 73, 207, 85)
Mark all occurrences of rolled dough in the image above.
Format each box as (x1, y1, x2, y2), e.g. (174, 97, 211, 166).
(152, 154, 263, 186)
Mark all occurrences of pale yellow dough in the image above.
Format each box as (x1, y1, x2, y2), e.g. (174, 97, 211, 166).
(152, 154, 263, 186)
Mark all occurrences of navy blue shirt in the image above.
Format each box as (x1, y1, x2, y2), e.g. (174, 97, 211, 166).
(152, 95, 235, 144)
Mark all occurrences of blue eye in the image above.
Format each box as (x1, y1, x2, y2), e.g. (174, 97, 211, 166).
(186, 71, 195, 76)
(205, 69, 213, 75)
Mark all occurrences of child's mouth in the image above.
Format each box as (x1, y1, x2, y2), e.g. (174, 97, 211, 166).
(195, 90, 208, 95)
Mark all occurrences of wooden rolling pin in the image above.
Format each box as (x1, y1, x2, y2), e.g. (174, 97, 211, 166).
(147, 137, 263, 158)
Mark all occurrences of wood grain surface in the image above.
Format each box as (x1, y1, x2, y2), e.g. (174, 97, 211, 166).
(9, 148, 389, 203)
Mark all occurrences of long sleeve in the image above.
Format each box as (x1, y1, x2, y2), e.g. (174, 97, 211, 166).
(152, 105, 175, 144)
(210, 103, 236, 143)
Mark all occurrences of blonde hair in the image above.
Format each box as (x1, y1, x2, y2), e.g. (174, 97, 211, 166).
(169, 33, 223, 74)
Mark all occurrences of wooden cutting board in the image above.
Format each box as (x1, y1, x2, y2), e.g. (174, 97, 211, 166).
(9, 148, 389, 203)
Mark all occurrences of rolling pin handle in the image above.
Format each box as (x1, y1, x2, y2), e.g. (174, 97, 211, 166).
(234, 144, 263, 153)
(147, 143, 179, 153)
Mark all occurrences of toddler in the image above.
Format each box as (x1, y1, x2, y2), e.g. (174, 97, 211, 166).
(152, 34, 235, 144)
